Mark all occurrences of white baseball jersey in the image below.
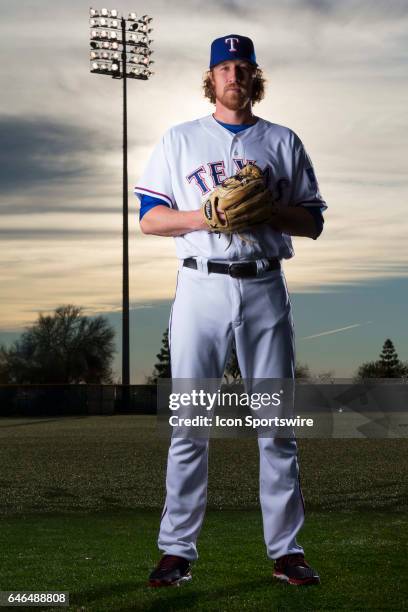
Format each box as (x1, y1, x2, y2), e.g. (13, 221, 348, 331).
(134, 114, 327, 261)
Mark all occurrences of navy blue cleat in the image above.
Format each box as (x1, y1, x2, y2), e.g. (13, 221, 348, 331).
(148, 555, 192, 587)
(273, 553, 320, 586)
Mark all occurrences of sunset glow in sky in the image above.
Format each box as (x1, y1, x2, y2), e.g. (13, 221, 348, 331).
(1, 0, 407, 380)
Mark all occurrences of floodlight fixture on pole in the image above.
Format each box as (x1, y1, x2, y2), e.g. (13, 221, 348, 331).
(89, 8, 154, 405)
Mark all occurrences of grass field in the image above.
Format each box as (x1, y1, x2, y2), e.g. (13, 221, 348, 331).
(0, 415, 407, 611)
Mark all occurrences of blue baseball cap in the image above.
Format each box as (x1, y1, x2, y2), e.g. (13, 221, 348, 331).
(209, 34, 257, 69)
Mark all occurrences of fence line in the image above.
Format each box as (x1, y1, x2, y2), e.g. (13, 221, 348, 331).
(0, 385, 157, 417)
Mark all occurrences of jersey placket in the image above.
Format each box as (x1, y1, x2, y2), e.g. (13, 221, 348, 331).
(229, 134, 248, 254)
(230, 133, 243, 171)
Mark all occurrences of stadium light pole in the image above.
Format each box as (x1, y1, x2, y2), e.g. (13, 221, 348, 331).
(89, 8, 154, 408)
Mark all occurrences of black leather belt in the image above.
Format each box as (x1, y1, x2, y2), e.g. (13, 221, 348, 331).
(183, 257, 280, 278)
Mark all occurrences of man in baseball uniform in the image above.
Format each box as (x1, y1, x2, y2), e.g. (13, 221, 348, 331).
(135, 34, 326, 587)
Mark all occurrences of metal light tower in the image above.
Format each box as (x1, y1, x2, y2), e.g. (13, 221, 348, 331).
(89, 8, 153, 405)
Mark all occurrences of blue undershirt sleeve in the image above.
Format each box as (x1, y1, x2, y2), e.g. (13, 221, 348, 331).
(300, 205, 325, 239)
(139, 194, 170, 221)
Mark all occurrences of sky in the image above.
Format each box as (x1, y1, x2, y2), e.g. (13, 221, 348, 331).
(0, 0, 407, 382)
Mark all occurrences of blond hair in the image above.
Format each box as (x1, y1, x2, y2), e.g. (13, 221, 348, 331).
(202, 67, 266, 105)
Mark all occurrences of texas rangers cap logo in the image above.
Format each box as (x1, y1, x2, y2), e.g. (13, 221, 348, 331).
(225, 37, 239, 52)
(209, 34, 258, 68)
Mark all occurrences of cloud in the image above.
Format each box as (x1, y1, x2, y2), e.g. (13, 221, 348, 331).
(0, 203, 121, 216)
(0, 0, 407, 333)
(191, 0, 408, 18)
(0, 228, 120, 240)
(0, 116, 107, 193)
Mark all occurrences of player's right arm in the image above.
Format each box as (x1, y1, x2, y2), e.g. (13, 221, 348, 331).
(135, 129, 208, 237)
(135, 130, 208, 236)
(140, 204, 206, 237)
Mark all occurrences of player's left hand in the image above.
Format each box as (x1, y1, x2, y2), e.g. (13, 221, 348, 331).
(201, 163, 278, 234)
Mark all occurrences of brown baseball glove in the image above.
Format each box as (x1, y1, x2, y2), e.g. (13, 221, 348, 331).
(201, 163, 278, 234)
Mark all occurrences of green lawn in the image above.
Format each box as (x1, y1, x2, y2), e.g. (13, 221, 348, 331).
(0, 415, 407, 611)
(0, 509, 407, 611)
(0, 415, 407, 515)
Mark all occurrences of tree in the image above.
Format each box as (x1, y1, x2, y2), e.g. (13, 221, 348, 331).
(146, 328, 171, 384)
(223, 343, 241, 384)
(0, 304, 116, 384)
(355, 338, 408, 380)
(0, 345, 11, 383)
(356, 361, 384, 379)
(223, 349, 315, 383)
(147, 331, 243, 384)
(295, 362, 312, 380)
(378, 339, 404, 377)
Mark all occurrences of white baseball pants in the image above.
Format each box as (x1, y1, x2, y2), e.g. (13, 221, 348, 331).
(158, 262, 305, 561)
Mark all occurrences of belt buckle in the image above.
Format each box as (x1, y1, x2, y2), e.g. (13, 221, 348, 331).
(228, 262, 249, 278)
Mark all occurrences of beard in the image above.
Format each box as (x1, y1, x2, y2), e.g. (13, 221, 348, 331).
(216, 86, 251, 110)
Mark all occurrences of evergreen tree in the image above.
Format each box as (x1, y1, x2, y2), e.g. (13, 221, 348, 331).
(147, 328, 171, 383)
(355, 338, 408, 379)
(378, 339, 403, 377)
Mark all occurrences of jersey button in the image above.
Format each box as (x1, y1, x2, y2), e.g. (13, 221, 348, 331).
(234, 150, 239, 155)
